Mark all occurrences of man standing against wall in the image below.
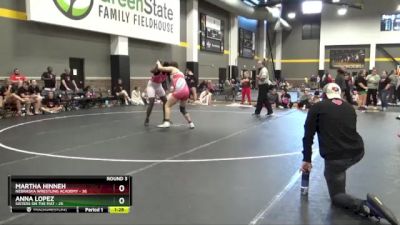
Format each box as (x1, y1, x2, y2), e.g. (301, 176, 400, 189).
(301, 83, 398, 225)
(41, 66, 57, 92)
(253, 59, 273, 116)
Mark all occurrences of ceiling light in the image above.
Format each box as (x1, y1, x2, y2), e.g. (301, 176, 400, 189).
(397, 4, 400, 11)
(332, 0, 340, 3)
(337, 6, 347, 16)
(302, 1, 323, 14)
(288, 12, 296, 19)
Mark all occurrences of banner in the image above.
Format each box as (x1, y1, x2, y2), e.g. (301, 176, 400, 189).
(26, 0, 180, 45)
(330, 49, 366, 69)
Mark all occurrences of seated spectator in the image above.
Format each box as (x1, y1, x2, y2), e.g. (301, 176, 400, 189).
(41, 91, 63, 114)
(114, 78, 133, 105)
(2, 79, 27, 115)
(223, 80, 234, 101)
(298, 89, 312, 110)
(198, 80, 207, 92)
(28, 80, 43, 114)
(280, 89, 293, 109)
(131, 86, 145, 106)
(17, 80, 35, 116)
(267, 88, 280, 107)
(60, 69, 79, 92)
(312, 90, 321, 104)
(141, 88, 148, 105)
(198, 88, 212, 105)
(9, 68, 27, 86)
(41, 66, 57, 92)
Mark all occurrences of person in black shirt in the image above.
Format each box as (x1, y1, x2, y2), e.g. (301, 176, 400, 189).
(41, 91, 63, 114)
(41, 66, 56, 91)
(28, 80, 43, 114)
(355, 70, 368, 110)
(114, 78, 133, 105)
(2, 79, 26, 115)
(60, 69, 79, 92)
(185, 69, 198, 102)
(301, 83, 399, 225)
(17, 81, 34, 115)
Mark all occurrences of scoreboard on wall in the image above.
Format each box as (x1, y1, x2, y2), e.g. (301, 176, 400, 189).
(239, 28, 255, 59)
(200, 13, 225, 53)
(8, 176, 131, 214)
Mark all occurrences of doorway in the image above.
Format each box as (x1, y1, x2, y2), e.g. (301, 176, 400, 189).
(69, 58, 85, 89)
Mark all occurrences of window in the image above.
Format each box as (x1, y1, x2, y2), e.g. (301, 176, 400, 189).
(302, 22, 320, 39)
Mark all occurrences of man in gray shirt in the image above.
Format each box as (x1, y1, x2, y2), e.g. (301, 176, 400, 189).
(366, 67, 380, 109)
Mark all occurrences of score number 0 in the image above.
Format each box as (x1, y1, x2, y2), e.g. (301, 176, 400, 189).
(118, 185, 126, 205)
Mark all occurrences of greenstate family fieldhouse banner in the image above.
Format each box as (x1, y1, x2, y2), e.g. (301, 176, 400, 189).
(26, 0, 180, 45)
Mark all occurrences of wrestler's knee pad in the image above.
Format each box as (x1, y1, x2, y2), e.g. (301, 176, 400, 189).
(179, 106, 187, 115)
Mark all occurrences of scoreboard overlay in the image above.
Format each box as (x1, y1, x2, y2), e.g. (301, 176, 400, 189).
(8, 176, 132, 214)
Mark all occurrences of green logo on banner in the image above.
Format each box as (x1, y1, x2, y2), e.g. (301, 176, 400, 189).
(54, 0, 94, 20)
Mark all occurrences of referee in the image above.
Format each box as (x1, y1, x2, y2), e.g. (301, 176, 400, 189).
(301, 83, 398, 225)
(253, 59, 273, 116)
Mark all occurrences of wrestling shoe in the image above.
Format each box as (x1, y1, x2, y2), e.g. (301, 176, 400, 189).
(144, 118, 149, 127)
(396, 115, 400, 120)
(157, 121, 171, 128)
(189, 122, 195, 129)
(365, 193, 399, 225)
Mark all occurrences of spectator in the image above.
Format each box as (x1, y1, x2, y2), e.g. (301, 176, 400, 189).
(267, 88, 280, 107)
(41, 66, 57, 91)
(312, 90, 321, 104)
(280, 89, 293, 109)
(0, 83, 6, 109)
(2, 79, 26, 115)
(366, 67, 380, 109)
(131, 86, 145, 106)
(388, 69, 398, 104)
(223, 80, 235, 101)
(298, 89, 312, 110)
(198, 88, 212, 105)
(378, 70, 391, 111)
(344, 72, 355, 104)
(335, 68, 347, 98)
(17, 80, 34, 116)
(321, 71, 333, 88)
(241, 71, 252, 105)
(60, 69, 79, 92)
(114, 78, 133, 105)
(198, 80, 207, 92)
(28, 80, 43, 114)
(9, 68, 27, 86)
(41, 91, 63, 114)
(309, 74, 319, 90)
(355, 70, 368, 111)
(185, 69, 198, 102)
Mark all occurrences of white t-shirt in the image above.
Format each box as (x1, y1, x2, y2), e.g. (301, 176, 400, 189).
(258, 67, 270, 85)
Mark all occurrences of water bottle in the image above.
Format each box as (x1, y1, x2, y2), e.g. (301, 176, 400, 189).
(300, 172, 310, 195)
(105, 100, 109, 107)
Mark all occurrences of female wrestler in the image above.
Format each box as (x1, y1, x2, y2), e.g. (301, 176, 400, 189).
(144, 63, 169, 126)
(156, 60, 195, 129)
